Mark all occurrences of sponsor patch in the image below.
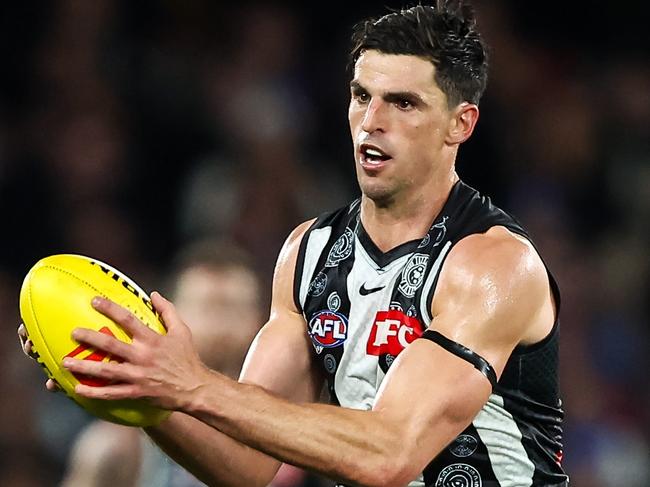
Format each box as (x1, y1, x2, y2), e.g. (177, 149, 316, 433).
(308, 310, 348, 349)
(366, 309, 423, 356)
(435, 463, 482, 487)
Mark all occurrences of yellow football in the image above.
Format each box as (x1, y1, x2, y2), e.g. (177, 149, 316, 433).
(20, 254, 170, 427)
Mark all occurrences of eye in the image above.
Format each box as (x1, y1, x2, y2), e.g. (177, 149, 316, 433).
(355, 92, 370, 104)
(396, 98, 413, 110)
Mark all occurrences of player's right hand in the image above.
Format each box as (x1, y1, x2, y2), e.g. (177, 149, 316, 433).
(17, 323, 60, 392)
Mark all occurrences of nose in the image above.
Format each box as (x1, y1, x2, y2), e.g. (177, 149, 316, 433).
(361, 98, 386, 134)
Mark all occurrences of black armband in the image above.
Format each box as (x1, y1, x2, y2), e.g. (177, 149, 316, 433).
(419, 329, 497, 389)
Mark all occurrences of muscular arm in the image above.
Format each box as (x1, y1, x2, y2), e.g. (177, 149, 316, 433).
(143, 322, 320, 487)
(68, 226, 554, 487)
(162, 228, 553, 486)
(141, 220, 324, 487)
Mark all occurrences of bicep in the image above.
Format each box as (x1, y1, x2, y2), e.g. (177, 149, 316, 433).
(370, 232, 549, 473)
(239, 218, 322, 403)
(372, 338, 491, 470)
(240, 313, 323, 404)
(430, 229, 552, 377)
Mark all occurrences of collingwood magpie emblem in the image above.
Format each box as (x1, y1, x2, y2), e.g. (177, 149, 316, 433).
(325, 227, 354, 267)
(431, 216, 449, 247)
(418, 216, 448, 249)
(399, 253, 429, 298)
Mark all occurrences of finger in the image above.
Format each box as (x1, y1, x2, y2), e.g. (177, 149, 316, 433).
(18, 323, 27, 340)
(75, 382, 142, 401)
(18, 323, 31, 353)
(91, 296, 154, 339)
(46, 379, 60, 392)
(71, 327, 135, 361)
(63, 356, 131, 381)
(21, 338, 40, 360)
(151, 291, 182, 332)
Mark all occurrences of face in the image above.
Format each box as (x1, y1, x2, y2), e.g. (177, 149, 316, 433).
(348, 50, 456, 204)
(174, 266, 261, 378)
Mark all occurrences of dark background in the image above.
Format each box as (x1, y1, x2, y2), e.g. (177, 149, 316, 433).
(0, 1, 648, 485)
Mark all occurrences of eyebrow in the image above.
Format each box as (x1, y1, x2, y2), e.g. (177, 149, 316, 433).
(350, 80, 426, 106)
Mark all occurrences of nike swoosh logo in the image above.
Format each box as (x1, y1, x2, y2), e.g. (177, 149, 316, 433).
(359, 283, 385, 296)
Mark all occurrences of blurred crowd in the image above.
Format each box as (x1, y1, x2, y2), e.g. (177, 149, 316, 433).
(0, 1, 648, 486)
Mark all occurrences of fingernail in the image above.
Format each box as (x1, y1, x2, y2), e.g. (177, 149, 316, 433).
(92, 296, 103, 307)
(71, 328, 80, 340)
(62, 358, 73, 368)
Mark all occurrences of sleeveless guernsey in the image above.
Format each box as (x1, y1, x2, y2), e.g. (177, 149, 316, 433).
(294, 181, 569, 487)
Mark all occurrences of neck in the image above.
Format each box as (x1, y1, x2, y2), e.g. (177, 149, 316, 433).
(360, 171, 458, 252)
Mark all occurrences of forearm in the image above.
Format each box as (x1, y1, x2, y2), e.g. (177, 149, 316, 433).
(186, 373, 404, 487)
(144, 411, 280, 487)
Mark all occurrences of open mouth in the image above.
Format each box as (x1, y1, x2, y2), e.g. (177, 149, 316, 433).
(360, 144, 392, 166)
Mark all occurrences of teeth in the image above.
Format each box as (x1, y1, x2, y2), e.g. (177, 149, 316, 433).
(365, 148, 384, 157)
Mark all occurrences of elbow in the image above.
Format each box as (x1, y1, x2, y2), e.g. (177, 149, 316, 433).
(352, 451, 417, 487)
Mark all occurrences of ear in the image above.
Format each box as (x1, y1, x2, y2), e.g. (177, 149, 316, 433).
(446, 103, 479, 145)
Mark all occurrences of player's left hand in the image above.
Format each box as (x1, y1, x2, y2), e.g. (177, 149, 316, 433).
(62, 292, 213, 411)
(18, 323, 61, 392)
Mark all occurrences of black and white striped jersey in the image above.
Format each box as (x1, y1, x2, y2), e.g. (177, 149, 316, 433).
(293, 181, 569, 487)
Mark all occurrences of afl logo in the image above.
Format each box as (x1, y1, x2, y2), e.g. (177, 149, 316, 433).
(308, 310, 348, 348)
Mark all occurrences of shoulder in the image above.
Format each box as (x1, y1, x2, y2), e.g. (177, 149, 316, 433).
(275, 198, 358, 270)
(271, 219, 317, 313)
(443, 226, 547, 293)
(275, 219, 317, 275)
(430, 226, 552, 372)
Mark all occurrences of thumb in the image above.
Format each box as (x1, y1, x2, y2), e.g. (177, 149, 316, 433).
(151, 291, 183, 333)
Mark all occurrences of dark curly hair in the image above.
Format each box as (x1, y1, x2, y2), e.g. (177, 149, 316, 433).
(349, 1, 488, 107)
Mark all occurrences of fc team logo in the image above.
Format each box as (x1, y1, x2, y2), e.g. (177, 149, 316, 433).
(366, 309, 424, 356)
(308, 310, 348, 349)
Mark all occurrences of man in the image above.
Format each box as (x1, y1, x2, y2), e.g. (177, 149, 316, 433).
(22, 3, 569, 486)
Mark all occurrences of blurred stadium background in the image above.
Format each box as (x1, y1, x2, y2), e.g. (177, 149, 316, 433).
(0, 1, 648, 486)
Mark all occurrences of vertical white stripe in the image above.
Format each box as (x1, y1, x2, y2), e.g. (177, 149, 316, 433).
(299, 227, 332, 308)
(473, 393, 535, 487)
(333, 235, 412, 410)
(335, 237, 386, 410)
(418, 240, 452, 323)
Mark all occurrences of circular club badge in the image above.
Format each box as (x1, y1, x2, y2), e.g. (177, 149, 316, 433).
(449, 434, 479, 458)
(435, 463, 482, 487)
